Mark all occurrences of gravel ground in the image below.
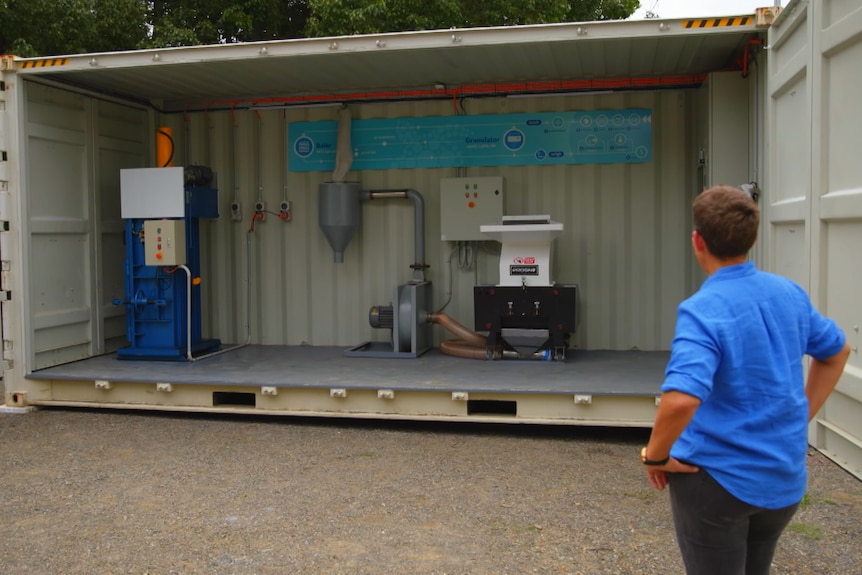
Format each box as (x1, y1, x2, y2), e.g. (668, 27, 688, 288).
(0, 408, 860, 575)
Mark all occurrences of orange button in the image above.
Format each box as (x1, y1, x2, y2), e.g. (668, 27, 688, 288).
(468, 201, 475, 208)
(155, 252, 163, 259)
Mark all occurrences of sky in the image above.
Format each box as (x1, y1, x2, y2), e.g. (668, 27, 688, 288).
(630, 0, 784, 19)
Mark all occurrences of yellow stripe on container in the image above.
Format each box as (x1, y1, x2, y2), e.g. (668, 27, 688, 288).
(20, 58, 69, 69)
(683, 17, 751, 29)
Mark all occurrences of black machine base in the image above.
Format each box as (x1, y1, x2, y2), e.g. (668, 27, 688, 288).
(474, 284, 578, 361)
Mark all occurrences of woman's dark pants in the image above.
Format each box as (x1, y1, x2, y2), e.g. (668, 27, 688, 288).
(668, 469, 800, 575)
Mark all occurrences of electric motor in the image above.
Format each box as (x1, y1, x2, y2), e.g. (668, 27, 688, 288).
(369, 304, 394, 329)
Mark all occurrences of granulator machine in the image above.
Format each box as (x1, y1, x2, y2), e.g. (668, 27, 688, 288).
(474, 215, 578, 361)
(113, 166, 221, 360)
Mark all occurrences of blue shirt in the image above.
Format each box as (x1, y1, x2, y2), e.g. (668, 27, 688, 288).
(662, 262, 845, 509)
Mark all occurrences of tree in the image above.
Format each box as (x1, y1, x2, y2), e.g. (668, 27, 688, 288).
(147, 0, 308, 48)
(0, 0, 639, 56)
(568, 0, 641, 22)
(304, 0, 640, 37)
(304, 0, 462, 36)
(0, 0, 147, 57)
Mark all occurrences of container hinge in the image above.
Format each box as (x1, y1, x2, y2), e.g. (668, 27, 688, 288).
(3, 340, 12, 370)
(1, 290, 10, 301)
(0, 260, 9, 271)
(0, 187, 9, 221)
(0, 221, 9, 232)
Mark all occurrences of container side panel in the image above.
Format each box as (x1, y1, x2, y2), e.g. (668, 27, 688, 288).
(766, 0, 812, 296)
(772, 76, 809, 205)
(770, 222, 807, 288)
(25, 83, 94, 369)
(825, 222, 862, 380)
(825, 0, 860, 25)
(773, 8, 808, 73)
(825, 38, 862, 195)
(811, 0, 862, 479)
(769, 0, 862, 478)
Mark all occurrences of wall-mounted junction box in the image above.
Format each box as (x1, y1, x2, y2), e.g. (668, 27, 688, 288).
(440, 176, 504, 241)
(144, 220, 186, 266)
(120, 167, 186, 219)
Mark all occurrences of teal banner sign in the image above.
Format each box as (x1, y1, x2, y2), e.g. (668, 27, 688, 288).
(289, 109, 651, 172)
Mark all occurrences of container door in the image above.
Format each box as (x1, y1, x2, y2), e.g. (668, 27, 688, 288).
(767, 0, 862, 479)
(23, 81, 147, 370)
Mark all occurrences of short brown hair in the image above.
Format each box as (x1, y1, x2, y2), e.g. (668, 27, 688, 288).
(693, 185, 760, 258)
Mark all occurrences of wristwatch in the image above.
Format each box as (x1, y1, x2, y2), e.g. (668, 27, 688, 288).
(640, 447, 669, 466)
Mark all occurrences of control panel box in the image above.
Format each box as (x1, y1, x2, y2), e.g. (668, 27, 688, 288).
(440, 176, 504, 241)
(120, 167, 186, 219)
(144, 220, 186, 266)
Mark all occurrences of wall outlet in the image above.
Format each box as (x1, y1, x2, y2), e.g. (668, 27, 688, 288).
(230, 200, 242, 222)
(279, 200, 292, 221)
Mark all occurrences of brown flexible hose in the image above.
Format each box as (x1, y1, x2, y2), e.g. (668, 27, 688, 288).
(429, 313, 486, 346)
(439, 338, 488, 360)
(429, 313, 488, 360)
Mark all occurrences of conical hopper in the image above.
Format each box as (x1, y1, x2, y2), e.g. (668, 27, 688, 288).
(319, 182, 362, 263)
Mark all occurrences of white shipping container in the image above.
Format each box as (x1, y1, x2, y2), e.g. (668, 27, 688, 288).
(0, 0, 858, 478)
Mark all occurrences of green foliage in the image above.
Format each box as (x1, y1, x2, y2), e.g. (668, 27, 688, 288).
(305, 0, 462, 36)
(568, 0, 641, 22)
(304, 0, 640, 37)
(147, 0, 308, 48)
(0, 0, 147, 57)
(0, 0, 639, 56)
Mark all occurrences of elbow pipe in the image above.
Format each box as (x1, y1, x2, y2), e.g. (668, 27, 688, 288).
(741, 38, 763, 79)
(363, 188, 427, 282)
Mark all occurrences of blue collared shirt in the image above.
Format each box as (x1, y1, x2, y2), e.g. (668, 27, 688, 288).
(662, 262, 845, 508)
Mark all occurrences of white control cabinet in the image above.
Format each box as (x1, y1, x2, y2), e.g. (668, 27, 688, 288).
(440, 176, 504, 241)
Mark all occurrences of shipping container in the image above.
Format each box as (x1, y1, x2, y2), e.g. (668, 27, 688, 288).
(0, 0, 859, 478)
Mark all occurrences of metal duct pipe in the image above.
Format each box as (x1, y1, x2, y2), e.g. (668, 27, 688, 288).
(363, 188, 428, 282)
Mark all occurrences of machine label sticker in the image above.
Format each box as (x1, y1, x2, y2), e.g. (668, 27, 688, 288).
(510, 265, 539, 275)
(288, 109, 652, 171)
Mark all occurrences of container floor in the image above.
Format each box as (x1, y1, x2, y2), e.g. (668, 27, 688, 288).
(28, 345, 668, 396)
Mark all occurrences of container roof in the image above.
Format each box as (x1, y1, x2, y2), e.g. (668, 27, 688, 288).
(10, 14, 766, 113)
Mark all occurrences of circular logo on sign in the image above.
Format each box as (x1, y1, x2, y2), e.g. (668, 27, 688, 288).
(504, 129, 525, 151)
(294, 136, 314, 158)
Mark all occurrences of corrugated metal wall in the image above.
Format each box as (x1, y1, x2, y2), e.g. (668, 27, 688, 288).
(160, 90, 698, 351)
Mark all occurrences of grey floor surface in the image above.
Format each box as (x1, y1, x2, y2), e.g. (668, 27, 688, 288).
(29, 345, 669, 395)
